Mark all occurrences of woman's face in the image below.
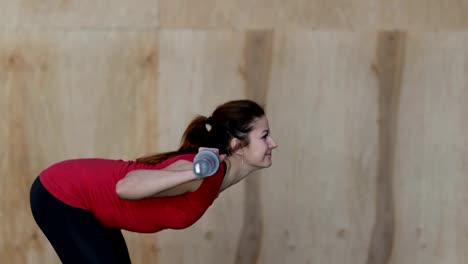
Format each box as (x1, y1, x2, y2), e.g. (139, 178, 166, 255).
(242, 116, 278, 169)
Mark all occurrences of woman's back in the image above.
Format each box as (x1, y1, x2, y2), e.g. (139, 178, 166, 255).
(39, 154, 226, 233)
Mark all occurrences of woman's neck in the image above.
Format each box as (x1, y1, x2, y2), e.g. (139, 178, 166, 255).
(219, 155, 254, 193)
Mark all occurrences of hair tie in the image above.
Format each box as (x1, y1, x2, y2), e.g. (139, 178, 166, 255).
(205, 116, 212, 132)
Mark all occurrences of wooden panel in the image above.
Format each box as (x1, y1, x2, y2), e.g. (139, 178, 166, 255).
(0, 30, 158, 263)
(159, 0, 378, 29)
(262, 31, 468, 264)
(160, 0, 468, 30)
(156, 30, 247, 264)
(390, 33, 468, 264)
(383, 0, 468, 30)
(0, 33, 62, 264)
(157, 29, 247, 153)
(262, 31, 380, 264)
(0, 0, 158, 29)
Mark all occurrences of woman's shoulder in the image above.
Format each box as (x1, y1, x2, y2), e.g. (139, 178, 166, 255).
(163, 159, 193, 171)
(173, 153, 197, 161)
(157, 153, 196, 169)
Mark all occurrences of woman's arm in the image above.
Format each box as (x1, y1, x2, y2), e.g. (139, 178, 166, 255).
(116, 160, 201, 200)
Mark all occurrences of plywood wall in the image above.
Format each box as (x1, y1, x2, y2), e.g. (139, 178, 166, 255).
(1, 1, 467, 264)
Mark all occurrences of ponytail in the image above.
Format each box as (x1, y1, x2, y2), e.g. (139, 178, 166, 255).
(136, 115, 211, 164)
(178, 115, 212, 152)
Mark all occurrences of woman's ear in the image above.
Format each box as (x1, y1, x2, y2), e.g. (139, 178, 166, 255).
(230, 138, 244, 155)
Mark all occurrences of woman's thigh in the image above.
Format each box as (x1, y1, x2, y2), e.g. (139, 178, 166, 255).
(30, 177, 131, 264)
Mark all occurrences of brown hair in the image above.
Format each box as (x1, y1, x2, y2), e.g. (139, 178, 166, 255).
(136, 99, 265, 164)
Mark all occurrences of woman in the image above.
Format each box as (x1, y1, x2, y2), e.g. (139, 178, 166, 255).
(29, 99, 278, 263)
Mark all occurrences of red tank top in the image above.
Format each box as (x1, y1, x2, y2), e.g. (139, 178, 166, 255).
(39, 154, 225, 233)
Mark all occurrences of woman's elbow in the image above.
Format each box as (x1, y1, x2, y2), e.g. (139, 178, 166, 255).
(115, 179, 136, 200)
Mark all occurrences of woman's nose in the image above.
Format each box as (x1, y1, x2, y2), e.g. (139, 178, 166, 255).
(270, 138, 278, 149)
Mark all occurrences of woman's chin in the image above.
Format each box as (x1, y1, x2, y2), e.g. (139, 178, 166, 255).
(263, 157, 273, 167)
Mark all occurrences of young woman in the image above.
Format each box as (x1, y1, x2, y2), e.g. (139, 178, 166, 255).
(29, 99, 278, 263)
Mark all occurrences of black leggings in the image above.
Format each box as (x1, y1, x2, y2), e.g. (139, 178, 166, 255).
(30, 176, 131, 264)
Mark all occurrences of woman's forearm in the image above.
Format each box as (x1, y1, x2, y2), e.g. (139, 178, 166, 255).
(116, 169, 197, 200)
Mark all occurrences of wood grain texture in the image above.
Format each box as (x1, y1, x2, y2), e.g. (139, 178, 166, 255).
(235, 30, 274, 264)
(0, 34, 60, 264)
(0, 0, 158, 29)
(381, 0, 468, 30)
(0, 31, 159, 263)
(160, 0, 468, 30)
(366, 31, 406, 264)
